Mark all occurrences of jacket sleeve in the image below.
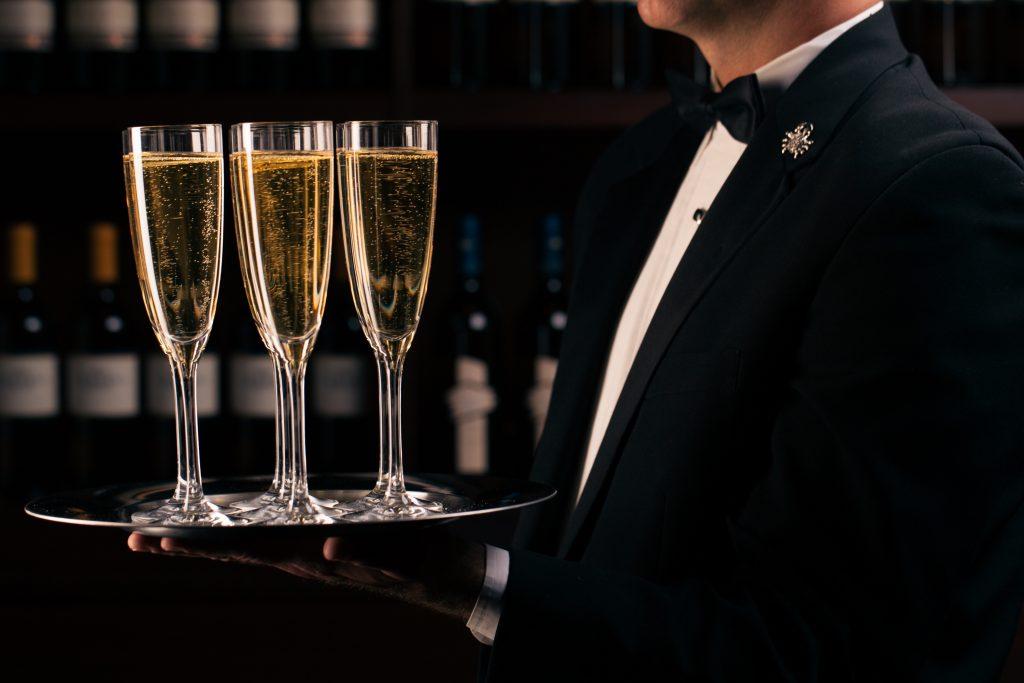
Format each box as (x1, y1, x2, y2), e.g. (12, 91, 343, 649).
(485, 144, 1024, 682)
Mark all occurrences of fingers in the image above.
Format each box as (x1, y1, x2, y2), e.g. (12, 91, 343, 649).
(127, 532, 162, 553)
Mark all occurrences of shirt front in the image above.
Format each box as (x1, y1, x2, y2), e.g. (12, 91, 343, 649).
(468, 1, 886, 646)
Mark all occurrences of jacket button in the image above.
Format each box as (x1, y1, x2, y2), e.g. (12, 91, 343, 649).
(693, 208, 707, 223)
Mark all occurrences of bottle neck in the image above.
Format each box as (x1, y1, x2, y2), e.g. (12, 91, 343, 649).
(9, 223, 38, 287)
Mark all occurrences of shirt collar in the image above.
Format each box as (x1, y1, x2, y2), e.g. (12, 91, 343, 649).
(754, 2, 885, 91)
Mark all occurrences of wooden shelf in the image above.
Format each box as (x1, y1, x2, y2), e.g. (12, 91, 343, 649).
(3, 86, 1023, 132)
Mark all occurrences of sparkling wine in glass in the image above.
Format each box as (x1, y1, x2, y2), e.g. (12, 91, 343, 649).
(230, 120, 341, 524)
(122, 124, 230, 526)
(338, 120, 442, 517)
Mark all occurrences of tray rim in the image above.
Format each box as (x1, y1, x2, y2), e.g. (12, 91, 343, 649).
(23, 472, 558, 535)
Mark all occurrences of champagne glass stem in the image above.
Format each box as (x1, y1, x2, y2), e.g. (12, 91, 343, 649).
(170, 357, 204, 509)
(283, 360, 311, 507)
(382, 355, 408, 501)
(272, 355, 288, 496)
(372, 353, 387, 495)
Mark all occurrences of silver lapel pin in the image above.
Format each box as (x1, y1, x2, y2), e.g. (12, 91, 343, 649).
(781, 122, 815, 159)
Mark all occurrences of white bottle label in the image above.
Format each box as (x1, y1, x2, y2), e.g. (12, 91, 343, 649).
(527, 356, 558, 445)
(309, 0, 376, 49)
(67, 0, 139, 51)
(0, 353, 59, 417)
(146, 0, 219, 50)
(0, 0, 55, 51)
(447, 356, 497, 475)
(145, 353, 220, 417)
(230, 354, 277, 418)
(67, 353, 140, 417)
(228, 0, 299, 49)
(312, 353, 367, 417)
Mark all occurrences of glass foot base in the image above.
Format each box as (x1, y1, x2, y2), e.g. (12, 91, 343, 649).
(231, 496, 340, 525)
(131, 497, 234, 526)
(345, 490, 446, 520)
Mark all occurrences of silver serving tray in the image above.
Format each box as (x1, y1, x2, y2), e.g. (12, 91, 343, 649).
(24, 473, 556, 539)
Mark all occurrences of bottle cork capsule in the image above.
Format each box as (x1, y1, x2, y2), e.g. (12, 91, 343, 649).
(90, 222, 119, 284)
(8, 222, 38, 285)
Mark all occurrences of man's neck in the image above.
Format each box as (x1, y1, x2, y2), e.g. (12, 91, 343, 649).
(695, 0, 879, 87)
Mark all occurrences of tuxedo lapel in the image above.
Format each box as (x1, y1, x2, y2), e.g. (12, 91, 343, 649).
(556, 7, 910, 559)
(516, 123, 704, 554)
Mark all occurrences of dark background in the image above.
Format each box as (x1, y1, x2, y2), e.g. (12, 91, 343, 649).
(2, 1, 1023, 680)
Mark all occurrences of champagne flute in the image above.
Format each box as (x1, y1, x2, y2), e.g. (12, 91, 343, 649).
(230, 121, 340, 524)
(338, 120, 442, 518)
(122, 124, 230, 526)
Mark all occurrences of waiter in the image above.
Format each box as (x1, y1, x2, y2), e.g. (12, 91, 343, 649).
(132, 1, 1024, 679)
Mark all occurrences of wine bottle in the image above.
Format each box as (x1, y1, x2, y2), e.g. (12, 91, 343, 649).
(922, 0, 995, 85)
(64, 0, 139, 92)
(589, 0, 652, 90)
(227, 0, 299, 90)
(67, 222, 142, 487)
(446, 214, 498, 475)
(309, 258, 371, 473)
(0, 0, 55, 93)
(306, 0, 380, 89)
(426, 0, 498, 90)
(143, 0, 220, 92)
(229, 315, 278, 475)
(527, 213, 567, 447)
(0, 223, 60, 501)
(513, 0, 580, 91)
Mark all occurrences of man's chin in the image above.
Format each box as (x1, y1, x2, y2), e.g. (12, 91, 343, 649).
(637, 0, 699, 34)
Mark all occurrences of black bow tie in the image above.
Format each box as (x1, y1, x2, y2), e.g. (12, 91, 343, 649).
(666, 70, 768, 144)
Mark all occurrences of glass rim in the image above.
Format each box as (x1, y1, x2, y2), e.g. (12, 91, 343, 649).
(230, 120, 334, 131)
(122, 123, 221, 135)
(337, 120, 437, 128)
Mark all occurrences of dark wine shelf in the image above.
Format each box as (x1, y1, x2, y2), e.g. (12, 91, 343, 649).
(4, 87, 1023, 132)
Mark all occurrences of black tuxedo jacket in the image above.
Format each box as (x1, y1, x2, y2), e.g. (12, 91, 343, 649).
(484, 8, 1024, 682)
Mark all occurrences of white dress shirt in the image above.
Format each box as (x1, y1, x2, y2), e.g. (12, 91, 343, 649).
(467, 2, 885, 646)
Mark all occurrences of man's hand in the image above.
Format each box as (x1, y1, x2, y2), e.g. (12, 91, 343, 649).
(128, 529, 487, 622)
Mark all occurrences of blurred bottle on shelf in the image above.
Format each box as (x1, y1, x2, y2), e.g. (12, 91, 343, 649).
(64, 0, 139, 92)
(66, 222, 141, 487)
(921, 0, 995, 85)
(306, 0, 380, 89)
(0, 223, 59, 501)
(144, 0, 220, 91)
(309, 259, 371, 473)
(889, 0, 923, 56)
(527, 213, 567, 447)
(447, 214, 498, 475)
(0, 0, 56, 93)
(227, 0, 299, 90)
(144, 338, 222, 480)
(418, 0, 498, 90)
(587, 0, 652, 90)
(1008, 0, 1024, 82)
(229, 315, 278, 475)
(512, 0, 580, 91)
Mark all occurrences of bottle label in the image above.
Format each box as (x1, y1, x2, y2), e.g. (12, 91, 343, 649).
(527, 356, 558, 445)
(228, 0, 299, 49)
(309, 0, 377, 49)
(312, 353, 367, 417)
(145, 353, 220, 417)
(447, 356, 497, 475)
(0, 353, 59, 417)
(66, 0, 139, 51)
(230, 354, 277, 418)
(67, 353, 140, 417)
(0, 0, 55, 51)
(146, 0, 219, 51)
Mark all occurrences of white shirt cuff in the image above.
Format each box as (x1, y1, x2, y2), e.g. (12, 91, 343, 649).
(466, 544, 510, 646)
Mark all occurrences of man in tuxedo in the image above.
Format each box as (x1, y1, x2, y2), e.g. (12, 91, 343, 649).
(132, 1, 1024, 680)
